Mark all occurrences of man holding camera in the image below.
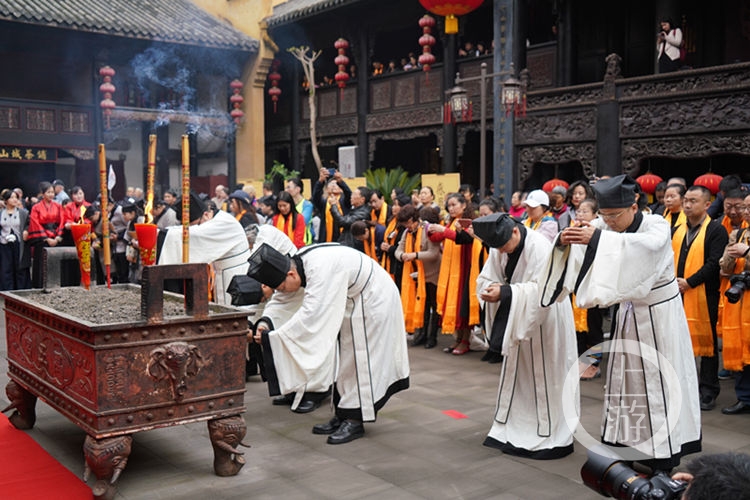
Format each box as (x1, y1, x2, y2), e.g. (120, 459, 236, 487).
(673, 185, 728, 411)
(718, 191, 750, 415)
(311, 167, 351, 243)
(543, 175, 701, 472)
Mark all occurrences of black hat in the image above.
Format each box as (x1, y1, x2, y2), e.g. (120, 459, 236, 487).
(471, 213, 517, 248)
(226, 275, 265, 306)
(173, 190, 207, 223)
(593, 174, 637, 209)
(246, 243, 290, 289)
(52, 179, 65, 187)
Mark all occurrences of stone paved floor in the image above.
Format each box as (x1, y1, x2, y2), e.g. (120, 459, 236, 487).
(2, 298, 750, 499)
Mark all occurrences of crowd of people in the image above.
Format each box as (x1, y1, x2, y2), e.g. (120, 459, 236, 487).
(3, 168, 750, 483)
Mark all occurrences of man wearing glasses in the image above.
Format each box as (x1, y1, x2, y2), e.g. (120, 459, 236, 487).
(542, 174, 701, 474)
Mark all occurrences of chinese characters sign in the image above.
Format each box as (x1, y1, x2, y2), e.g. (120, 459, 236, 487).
(0, 145, 57, 162)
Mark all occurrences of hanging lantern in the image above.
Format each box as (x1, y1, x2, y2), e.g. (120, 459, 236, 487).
(99, 66, 116, 129)
(445, 84, 471, 124)
(542, 178, 569, 193)
(501, 66, 523, 117)
(267, 60, 282, 114)
(418, 15, 437, 76)
(694, 172, 723, 194)
(635, 172, 663, 195)
(334, 38, 350, 100)
(230, 79, 245, 125)
(419, 0, 484, 35)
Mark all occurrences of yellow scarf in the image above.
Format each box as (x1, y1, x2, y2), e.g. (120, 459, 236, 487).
(722, 229, 750, 370)
(325, 198, 342, 242)
(235, 209, 246, 223)
(663, 209, 686, 229)
(274, 213, 295, 242)
(718, 217, 749, 335)
(370, 204, 388, 255)
(381, 217, 398, 277)
(400, 227, 426, 331)
(672, 216, 713, 356)
(363, 227, 378, 261)
(436, 221, 481, 333)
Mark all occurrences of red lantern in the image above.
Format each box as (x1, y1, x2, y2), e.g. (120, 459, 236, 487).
(418, 15, 437, 76)
(635, 172, 663, 195)
(267, 59, 282, 114)
(542, 178, 569, 193)
(419, 0, 485, 34)
(230, 79, 245, 125)
(694, 172, 723, 195)
(334, 38, 350, 100)
(99, 66, 116, 129)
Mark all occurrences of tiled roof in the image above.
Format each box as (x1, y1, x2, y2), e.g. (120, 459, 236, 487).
(0, 0, 258, 51)
(266, 0, 362, 27)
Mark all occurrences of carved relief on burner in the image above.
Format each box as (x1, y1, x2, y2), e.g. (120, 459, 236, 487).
(147, 342, 207, 402)
(12, 322, 76, 390)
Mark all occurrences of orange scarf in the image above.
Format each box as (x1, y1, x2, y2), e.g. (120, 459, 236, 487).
(325, 198, 342, 242)
(672, 217, 713, 356)
(572, 294, 588, 332)
(235, 209, 247, 222)
(363, 227, 378, 261)
(722, 229, 750, 370)
(436, 221, 481, 333)
(400, 227, 426, 331)
(718, 217, 749, 335)
(274, 213, 295, 241)
(663, 209, 686, 229)
(370, 204, 388, 255)
(381, 217, 398, 277)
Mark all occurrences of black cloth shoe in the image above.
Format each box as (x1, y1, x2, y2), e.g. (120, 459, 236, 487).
(272, 394, 293, 406)
(312, 416, 343, 435)
(424, 336, 437, 349)
(700, 395, 716, 411)
(326, 420, 364, 444)
(292, 399, 321, 414)
(721, 400, 750, 415)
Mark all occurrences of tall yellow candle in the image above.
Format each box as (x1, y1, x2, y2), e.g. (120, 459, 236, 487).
(181, 134, 190, 263)
(98, 144, 111, 287)
(145, 134, 156, 224)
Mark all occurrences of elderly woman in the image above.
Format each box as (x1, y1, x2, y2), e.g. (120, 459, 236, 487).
(0, 189, 30, 290)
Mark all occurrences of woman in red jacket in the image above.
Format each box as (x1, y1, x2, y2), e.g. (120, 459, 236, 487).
(273, 191, 306, 249)
(28, 181, 64, 287)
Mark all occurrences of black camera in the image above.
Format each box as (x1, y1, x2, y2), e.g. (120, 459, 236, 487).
(581, 447, 687, 499)
(725, 271, 750, 305)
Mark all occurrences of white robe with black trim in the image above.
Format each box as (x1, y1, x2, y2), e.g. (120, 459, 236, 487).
(477, 228, 578, 459)
(541, 214, 701, 468)
(260, 244, 410, 422)
(159, 210, 250, 305)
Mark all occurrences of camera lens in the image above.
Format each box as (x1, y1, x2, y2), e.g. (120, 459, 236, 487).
(725, 280, 747, 304)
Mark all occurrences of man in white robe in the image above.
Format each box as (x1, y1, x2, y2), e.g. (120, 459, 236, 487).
(542, 174, 701, 472)
(248, 224, 331, 414)
(249, 242, 410, 444)
(158, 192, 250, 306)
(473, 213, 578, 459)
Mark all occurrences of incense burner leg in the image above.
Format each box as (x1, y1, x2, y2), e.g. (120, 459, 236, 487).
(82, 434, 133, 500)
(2, 380, 37, 429)
(208, 415, 249, 476)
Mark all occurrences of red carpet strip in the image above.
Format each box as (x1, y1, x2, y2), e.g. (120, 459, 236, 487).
(0, 413, 92, 499)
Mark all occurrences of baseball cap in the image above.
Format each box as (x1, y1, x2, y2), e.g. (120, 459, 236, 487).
(523, 189, 549, 208)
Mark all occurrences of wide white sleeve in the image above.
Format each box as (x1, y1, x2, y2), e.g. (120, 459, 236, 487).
(542, 216, 673, 309)
(266, 263, 348, 395)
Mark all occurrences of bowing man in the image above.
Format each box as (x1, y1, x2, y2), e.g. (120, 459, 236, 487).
(473, 213, 578, 459)
(249, 241, 410, 444)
